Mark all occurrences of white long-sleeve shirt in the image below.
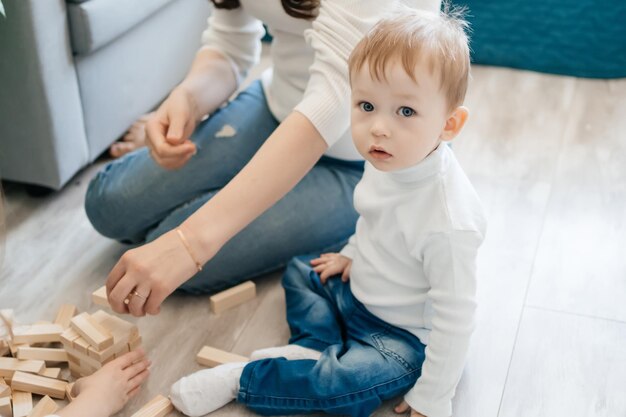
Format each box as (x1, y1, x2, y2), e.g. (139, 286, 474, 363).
(341, 144, 487, 417)
(201, 0, 441, 160)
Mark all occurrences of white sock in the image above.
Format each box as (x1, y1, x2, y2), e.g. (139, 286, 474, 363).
(250, 344, 322, 361)
(169, 362, 246, 416)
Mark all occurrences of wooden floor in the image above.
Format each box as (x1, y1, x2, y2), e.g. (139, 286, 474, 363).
(1, 64, 625, 417)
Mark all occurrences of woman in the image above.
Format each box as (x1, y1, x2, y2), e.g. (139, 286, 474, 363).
(85, 0, 441, 317)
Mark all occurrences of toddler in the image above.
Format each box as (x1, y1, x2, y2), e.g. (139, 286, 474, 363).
(171, 5, 485, 417)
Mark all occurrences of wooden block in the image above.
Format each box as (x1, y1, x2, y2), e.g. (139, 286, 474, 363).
(65, 383, 75, 403)
(0, 383, 9, 398)
(91, 311, 138, 340)
(67, 363, 82, 379)
(87, 311, 138, 362)
(53, 305, 77, 329)
(10, 372, 67, 400)
(0, 340, 8, 357)
(12, 325, 63, 345)
(0, 396, 11, 417)
(0, 310, 13, 332)
(69, 314, 113, 351)
(16, 348, 67, 363)
(130, 394, 173, 417)
(38, 368, 61, 380)
(59, 328, 79, 349)
(64, 349, 101, 371)
(72, 337, 91, 356)
(209, 281, 256, 314)
(128, 336, 142, 351)
(114, 344, 130, 358)
(196, 346, 248, 368)
(8, 342, 29, 358)
(92, 286, 110, 308)
(27, 395, 58, 417)
(11, 391, 32, 417)
(0, 358, 45, 379)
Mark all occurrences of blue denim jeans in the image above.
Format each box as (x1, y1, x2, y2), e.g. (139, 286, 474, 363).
(238, 256, 427, 417)
(85, 81, 364, 294)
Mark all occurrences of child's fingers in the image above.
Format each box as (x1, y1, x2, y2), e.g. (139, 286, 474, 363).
(126, 368, 150, 394)
(115, 349, 146, 369)
(394, 400, 410, 413)
(310, 258, 324, 265)
(124, 359, 151, 379)
(127, 385, 142, 399)
(341, 270, 350, 282)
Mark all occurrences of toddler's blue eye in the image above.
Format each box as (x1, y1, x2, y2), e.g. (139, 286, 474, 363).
(399, 106, 416, 117)
(360, 102, 374, 112)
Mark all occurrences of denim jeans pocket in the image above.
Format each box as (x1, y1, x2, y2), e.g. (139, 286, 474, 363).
(371, 329, 421, 373)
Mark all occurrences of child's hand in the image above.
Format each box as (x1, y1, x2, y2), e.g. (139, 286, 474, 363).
(394, 400, 427, 417)
(310, 253, 352, 284)
(70, 349, 151, 417)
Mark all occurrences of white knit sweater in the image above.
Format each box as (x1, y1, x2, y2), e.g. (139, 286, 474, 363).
(341, 144, 487, 417)
(201, 0, 441, 160)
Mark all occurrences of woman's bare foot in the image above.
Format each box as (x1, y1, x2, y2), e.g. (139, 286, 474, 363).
(109, 113, 154, 158)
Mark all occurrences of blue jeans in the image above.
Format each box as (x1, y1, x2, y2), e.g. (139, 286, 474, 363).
(85, 81, 363, 293)
(238, 256, 426, 417)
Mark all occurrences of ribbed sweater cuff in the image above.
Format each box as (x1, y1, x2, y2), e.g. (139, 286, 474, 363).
(404, 387, 452, 417)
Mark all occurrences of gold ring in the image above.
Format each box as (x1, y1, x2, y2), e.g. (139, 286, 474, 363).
(132, 290, 148, 300)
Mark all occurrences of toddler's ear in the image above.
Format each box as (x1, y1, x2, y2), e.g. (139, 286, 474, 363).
(440, 106, 469, 142)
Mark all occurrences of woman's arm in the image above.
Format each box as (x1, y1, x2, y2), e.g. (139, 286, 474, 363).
(182, 111, 327, 261)
(107, 112, 327, 315)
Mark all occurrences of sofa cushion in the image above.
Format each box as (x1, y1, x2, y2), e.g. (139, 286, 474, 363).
(67, 0, 176, 55)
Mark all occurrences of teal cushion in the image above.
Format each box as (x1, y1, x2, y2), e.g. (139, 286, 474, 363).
(454, 0, 626, 79)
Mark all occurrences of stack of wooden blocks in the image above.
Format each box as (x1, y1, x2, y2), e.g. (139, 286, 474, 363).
(60, 310, 141, 379)
(0, 306, 75, 417)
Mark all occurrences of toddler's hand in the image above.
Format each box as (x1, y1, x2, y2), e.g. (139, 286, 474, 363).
(394, 400, 427, 417)
(310, 253, 352, 284)
(72, 349, 151, 416)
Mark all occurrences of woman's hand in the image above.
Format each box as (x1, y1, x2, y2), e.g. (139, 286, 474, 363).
(394, 400, 427, 417)
(310, 253, 352, 284)
(145, 86, 199, 170)
(106, 228, 207, 316)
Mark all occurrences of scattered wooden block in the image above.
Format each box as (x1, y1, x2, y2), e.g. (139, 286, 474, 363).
(0, 340, 8, 357)
(10, 371, 67, 400)
(0, 396, 11, 417)
(0, 381, 9, 398)
(16, 348, 67, 363)
(53, 305, 77, 329)
(0, 358, 45, 380)
(8, 342, 29, 358)
(12, 325, 63, 345)
(65, 382, 75, 403)
(196, 346, 248, 368)
(38, 368, 61, 380)
(0, 310, 12, 322)
(128, 336, 142, 351)
(11, 391, 32, 417)
(130, 394, 173, 417)
(69, 313, 113, 351)
(209, 281, 256, 314)
(27, 395, 58, 417)
(92, 286, 110, 308)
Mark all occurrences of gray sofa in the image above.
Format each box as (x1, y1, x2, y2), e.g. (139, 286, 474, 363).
(0, 0, 212, 190)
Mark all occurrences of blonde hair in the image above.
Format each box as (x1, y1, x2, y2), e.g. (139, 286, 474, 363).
(348, 3, 470, 111)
